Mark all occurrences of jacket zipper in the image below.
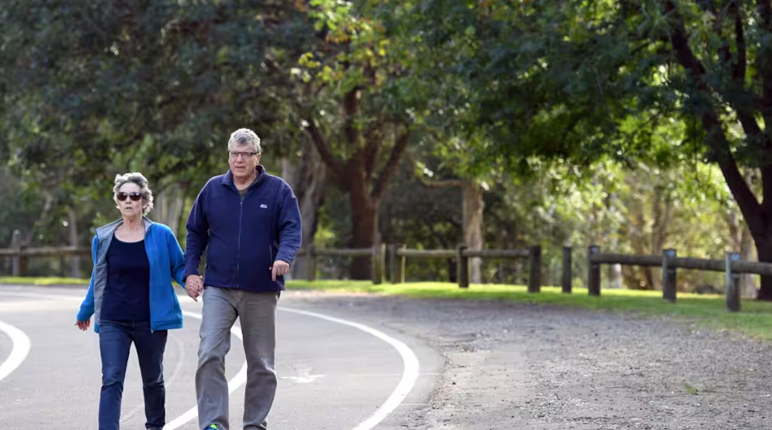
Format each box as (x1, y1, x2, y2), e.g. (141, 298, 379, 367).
(146, 224, 154, 333)
(237, 198, 243, 288)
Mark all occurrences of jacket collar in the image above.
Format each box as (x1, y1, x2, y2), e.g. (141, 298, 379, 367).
(96, 216, 154, 241)
(221, 165, 267, 188)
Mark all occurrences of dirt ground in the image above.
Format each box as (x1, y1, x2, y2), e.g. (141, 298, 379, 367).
(285, 290, 772, 430)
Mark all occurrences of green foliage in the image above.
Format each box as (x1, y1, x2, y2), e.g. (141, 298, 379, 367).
(1, 0, 312, 194)
(385, 0, 772, 173)
(2, 0, 767, 295)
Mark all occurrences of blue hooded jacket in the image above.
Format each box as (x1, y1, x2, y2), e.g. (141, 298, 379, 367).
(184, 166, 302, 292)
(77, 218, 186, 333)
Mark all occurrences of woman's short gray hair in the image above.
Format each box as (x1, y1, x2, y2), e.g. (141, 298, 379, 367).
(113, 172, 154, 215)
(227, 128, 261, 153)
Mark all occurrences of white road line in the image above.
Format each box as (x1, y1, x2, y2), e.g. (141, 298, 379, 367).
(0, 290, 245, 429)
(0, 290, 422, 430)
(0, 291, 238, 430)
(0, 319, 31, 383)
(279, 307, 420, 430)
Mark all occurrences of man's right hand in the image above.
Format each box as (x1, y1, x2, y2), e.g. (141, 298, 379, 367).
(185, 275, 204, 302)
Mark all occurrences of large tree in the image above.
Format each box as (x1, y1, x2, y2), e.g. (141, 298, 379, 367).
(1, 0, 311, 208)
(272, 0, 422, 279)
(392, 0, 772, 299)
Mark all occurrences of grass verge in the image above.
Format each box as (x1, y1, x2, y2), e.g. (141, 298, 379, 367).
(0, 276, 90, 286)
(288, 280, 772, 341)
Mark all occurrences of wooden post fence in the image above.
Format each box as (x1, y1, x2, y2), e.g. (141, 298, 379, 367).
(1, 231, 90, 277)
(11, 229, 21, 277)
(372, 243, 385, 285)
(726, 252, 741, 312)
(662, 248, 677, 302)
(457, 245, 470, 288)
(562, 246, 572, 294)
(389, 244, 406, 284)
(388, 244, 399, 284)
(389, 246, 531, 288)
(586, 248, 772, 312)
(307, 245, 318, 281)
(587, 245, 601, 296)
(528, 245, 541, 293)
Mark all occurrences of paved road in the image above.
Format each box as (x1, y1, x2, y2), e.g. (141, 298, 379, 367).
(0, 285, 438, 430)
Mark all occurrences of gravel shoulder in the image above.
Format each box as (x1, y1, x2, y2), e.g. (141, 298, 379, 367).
(283, 290, 772, 430)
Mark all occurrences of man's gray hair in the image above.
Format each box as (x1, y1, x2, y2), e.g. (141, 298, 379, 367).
(227, 128, 262, 153)
(113, 172, 154, 215)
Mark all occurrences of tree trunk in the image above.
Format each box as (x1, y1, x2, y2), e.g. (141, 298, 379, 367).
(155, 185, 187, 236)
(605, 190, 622, 288)
(282, 140, 327, 280)
(462, 179, 484, 284)
(720, 166, 772, 300)
(647, 185, 672, 291)
(301, 90, 410, 282)
(65, 206, 81, 278)
(710, 145, 772, 300)
(349, 170, 379, 280)
(607, 263, 623, 289)
(631, 204, 654, 290)
(729, 206, 759, 298)
(740, 223, 757, 298)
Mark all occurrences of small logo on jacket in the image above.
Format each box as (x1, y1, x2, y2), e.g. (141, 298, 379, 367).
(260, 204, 268, 209)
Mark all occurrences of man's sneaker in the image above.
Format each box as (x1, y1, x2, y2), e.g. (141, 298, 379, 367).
(205, 425, 220, 430)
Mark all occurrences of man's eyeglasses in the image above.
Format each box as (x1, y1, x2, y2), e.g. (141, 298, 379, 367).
(117, 192, 142, 202)
(229, 151, 258, 159)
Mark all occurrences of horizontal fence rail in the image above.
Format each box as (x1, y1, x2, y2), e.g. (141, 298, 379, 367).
(306, 248, 373, 258)
(2, 235, 768, 313)
(299, 244, 538, 290)
(398, 249, 457, 259)
(587, 245, 769, 312)
(589, 253, 772, 276)
(0, 247, 91, 258)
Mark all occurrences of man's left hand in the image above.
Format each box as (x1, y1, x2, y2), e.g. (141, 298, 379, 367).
(271, 260, 290, 281)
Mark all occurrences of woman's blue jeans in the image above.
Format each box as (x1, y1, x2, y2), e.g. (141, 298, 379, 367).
(98, 320, 167, 430)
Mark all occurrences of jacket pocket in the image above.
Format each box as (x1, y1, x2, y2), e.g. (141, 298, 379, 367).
(153, 283, 182, 325)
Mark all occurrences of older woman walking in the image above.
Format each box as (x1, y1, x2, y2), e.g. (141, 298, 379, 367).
(75, 172, 198, 430)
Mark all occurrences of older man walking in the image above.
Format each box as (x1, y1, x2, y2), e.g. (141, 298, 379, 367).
(184, 128, 302, 430)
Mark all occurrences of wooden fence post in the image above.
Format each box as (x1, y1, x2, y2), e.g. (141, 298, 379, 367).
(457, 245, 469, 288)
(389, 244, 405, 284)
(726, 252, 741, 312)
(389, 244, 398, 284)
(587, 245, 601, 296)
(11, 229, 21, 277)
(372, 243, 385, 285)
(399, 245, 406, 283)
(528, 245, 542, 293)
(308, 245, 318, 281)
(662, 248, 677, 302)
(562, 246, 572, 294)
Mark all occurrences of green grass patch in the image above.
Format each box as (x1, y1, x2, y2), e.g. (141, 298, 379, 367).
(683, 383, 700, 395)
(0, 276, 90, 286)
(288, 280, 772, 341)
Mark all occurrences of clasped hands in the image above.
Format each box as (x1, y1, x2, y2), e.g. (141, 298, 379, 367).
(185, 260, 289, 301)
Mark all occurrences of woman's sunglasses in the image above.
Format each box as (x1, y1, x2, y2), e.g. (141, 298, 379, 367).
(117, 192, 142, 202)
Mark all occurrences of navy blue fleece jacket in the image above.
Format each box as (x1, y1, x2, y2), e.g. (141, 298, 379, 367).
(184, 166, 302, 291)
